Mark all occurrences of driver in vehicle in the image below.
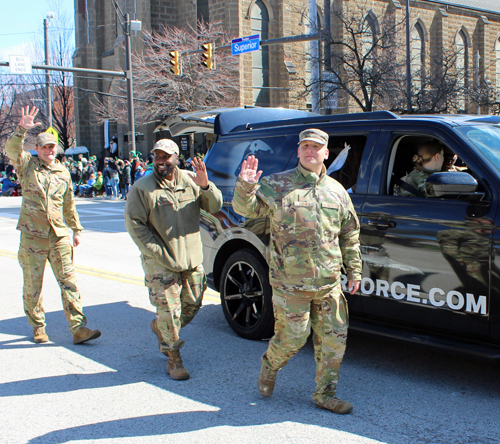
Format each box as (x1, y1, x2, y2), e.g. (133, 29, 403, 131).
(394, 141, 445, 197)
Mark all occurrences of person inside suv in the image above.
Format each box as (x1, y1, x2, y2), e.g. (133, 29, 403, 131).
(394, 141, 444, 197)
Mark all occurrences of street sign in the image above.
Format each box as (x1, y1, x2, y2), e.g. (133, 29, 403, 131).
(322, 71, 339, 110)
(9, 56, 32, 75)
(45, 127, 59, 145)
(232, 35, 260, 56)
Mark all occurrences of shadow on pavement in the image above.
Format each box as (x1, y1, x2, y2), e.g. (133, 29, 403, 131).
(1, 301, 500, 444)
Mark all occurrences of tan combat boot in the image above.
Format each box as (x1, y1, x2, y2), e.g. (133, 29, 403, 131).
(166, 350, 190, 380)
(150, 319, 169, 356)
(73, 326, 101, 344)
(33, 327, 49, 343)
(257, 360, 277, 397)
(316, 397, 353, 415)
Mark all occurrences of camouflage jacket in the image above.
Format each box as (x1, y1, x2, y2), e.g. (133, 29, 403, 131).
(125, 167, 223, 272)
(394, 167, 435, 197)
(5, 126, 83, 238)
(232, 164, 362, 291)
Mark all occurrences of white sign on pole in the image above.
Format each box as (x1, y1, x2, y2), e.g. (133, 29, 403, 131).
(322, 71, 339, 110)
(9, 56, 32, 75)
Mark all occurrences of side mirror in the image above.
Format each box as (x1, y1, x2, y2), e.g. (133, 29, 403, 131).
(425, 172, 484, 201)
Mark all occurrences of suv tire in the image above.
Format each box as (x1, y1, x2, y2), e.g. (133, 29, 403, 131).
(220, 249, 275, 340)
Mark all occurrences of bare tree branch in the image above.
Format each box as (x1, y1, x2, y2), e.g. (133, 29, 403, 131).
(92, 21, 239, 125)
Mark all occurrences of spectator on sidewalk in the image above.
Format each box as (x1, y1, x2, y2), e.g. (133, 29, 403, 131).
(78, 172, 96, 197)
(107, 159, 120, 199)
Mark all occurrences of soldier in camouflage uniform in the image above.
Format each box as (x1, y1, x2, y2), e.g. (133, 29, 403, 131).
(232, 128, 362, 415)
(125, 139, 222, 380)
(394, 141, 444, 197)
(5, 107, 101, 345)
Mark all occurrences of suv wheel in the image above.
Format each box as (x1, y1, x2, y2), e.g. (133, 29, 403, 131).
(220, 249, 274, 340)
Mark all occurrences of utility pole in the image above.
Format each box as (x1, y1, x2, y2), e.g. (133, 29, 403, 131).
(309, 0, 320, 114)
(111, 0, 140, 156)
(124, 13, 136, 155)
(405, 0, 412, 113)
(323, 0, 332, 115)
(44, 13, 54, 128)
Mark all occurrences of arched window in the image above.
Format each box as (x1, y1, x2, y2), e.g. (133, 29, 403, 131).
(411, 22, 425, 91)
(361, 15, 376, 71)
(304, 11, 321, 107)
(361, 14, 377, 97)
(251, 0, 270, 107)
(197, 0, 209, 22)
(496, 36, 500, 96)
(455, 30, 468, 112)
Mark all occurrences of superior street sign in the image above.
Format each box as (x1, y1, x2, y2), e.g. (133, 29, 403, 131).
(232, 35, 260, 56)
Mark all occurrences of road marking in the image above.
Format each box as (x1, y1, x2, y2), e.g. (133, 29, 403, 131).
(0, 249, 220, 303)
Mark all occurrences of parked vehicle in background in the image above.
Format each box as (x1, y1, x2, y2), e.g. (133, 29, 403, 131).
(199, 107, 500, 360)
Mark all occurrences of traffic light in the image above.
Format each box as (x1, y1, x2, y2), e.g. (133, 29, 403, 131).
(170, 50, 181, 76)
(201, 43, 215, 70)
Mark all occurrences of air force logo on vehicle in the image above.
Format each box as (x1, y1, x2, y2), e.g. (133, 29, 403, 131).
(341, 275, 487, 315)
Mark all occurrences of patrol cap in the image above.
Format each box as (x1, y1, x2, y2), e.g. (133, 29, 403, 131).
(298, 128, 329, 146)
(151, 139, 179, 155)
(35, 132, 58, 147)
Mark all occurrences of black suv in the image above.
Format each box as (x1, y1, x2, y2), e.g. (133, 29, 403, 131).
(199, 107, 500, 360)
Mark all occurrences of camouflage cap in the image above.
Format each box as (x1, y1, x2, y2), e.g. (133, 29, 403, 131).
(35, 132, 58, 147)
(298, 128, 329, 146)
(152, 139, 179, 155)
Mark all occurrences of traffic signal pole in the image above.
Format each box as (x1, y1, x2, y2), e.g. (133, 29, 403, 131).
(44, 17, 53, 128)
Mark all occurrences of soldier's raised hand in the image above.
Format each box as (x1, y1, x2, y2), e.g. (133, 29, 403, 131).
(19, 106, 42, 130)
(240, 155, 262, 183)
(191, 157, 209, 189)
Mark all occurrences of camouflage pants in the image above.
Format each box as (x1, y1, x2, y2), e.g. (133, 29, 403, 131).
(18, 231, 87, 333)
(141, 255, 206, 353)
(262, 285, 349, 403)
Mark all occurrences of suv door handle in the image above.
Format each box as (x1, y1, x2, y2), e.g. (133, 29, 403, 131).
(367, 219, 397, 229)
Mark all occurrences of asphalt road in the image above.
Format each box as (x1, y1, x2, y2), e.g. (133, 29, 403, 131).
(0, 196, 499, 444)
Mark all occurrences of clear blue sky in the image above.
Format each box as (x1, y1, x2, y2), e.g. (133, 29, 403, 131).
(0, 0, 74, 61)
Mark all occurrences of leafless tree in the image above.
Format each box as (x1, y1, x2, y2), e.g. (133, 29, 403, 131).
(386, 50, 468, 114)
(291, 2, 406, 112)
(26, 3, 75, 150)
(0, 79, 24, 147)
(92, 21, 239, 126)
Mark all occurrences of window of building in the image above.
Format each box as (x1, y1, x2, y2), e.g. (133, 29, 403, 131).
(197, 0, 209, 23)
(361, 14, 377, 96)
(361, 15, 376, 72)
(495, 36, 500, 97)
(251, 0, 270, 107)
(455, 30, 468, 112)
(411, 22, 425, 92)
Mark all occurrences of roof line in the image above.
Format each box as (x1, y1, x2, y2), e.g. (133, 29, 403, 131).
(420, 0, 500, 17)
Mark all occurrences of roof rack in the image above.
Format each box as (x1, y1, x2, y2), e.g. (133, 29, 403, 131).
(229, 110, 399, 133)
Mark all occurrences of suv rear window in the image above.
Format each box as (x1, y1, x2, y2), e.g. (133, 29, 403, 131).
(206, 136, 294, 188)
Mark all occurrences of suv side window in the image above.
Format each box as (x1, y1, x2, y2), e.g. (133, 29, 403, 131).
(206, 136, 294, 189)
(290, 133, 368, 192)
(387, 134, 487, 198)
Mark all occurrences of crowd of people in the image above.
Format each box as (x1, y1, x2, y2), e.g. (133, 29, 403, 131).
(0, 150, 168, 199)
(68, 152, 153, 200)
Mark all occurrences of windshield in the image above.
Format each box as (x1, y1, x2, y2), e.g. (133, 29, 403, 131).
(456, 125, 500, 175)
